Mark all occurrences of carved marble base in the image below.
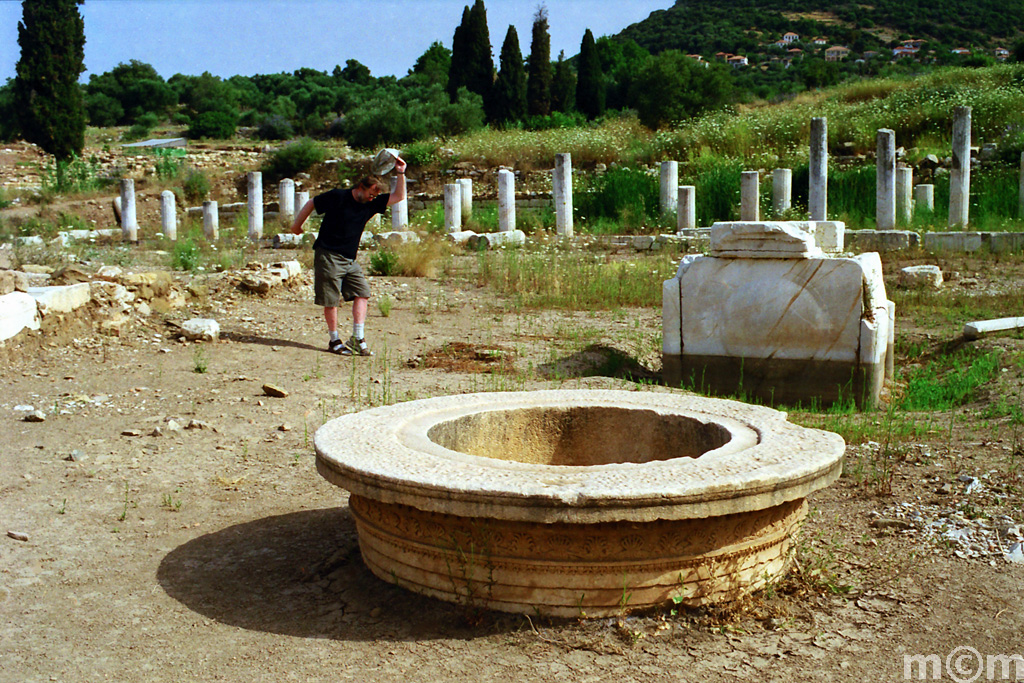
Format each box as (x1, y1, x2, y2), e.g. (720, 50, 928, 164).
(351, 495, 806, 617)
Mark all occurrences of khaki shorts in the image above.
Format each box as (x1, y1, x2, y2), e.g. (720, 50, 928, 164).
(313, 248, 371, 306)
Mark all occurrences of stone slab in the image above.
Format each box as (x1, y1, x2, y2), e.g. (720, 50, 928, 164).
(899, 265, 943, 289)
(988, 232, 1024, 254)
(709, 221, 821, 258)
(26, 283, 91, 316)
(0, 291, 41, 341)
(845, 230, 920, 252)
(963, 317, 1024, 340)
(924, 232, 984, 253)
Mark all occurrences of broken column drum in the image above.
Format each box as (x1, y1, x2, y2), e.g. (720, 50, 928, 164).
(663, 221, 891, 409)
(315, 390, 844, 617)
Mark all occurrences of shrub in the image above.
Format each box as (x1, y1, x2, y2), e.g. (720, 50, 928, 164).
(123, 112, 159, 142)
(170, 235, 201, 271)
(369, 249, 399, 275)
(256, 114, 294, 141)
(152, 148, 185, 180)
(576, 167, 659, 230)
(181, 169, 210, 204)
(260, 137, 325, 182)
(188, 110, 237, 139)
(40, 154, 109, 196)
(402, 140, 440, 167)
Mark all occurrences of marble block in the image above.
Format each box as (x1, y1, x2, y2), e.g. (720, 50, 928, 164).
(27, 283, 91, 316)
(664, 249, 889, 408)
(0, 292, 41, 341)
(710, 221, 821, 259)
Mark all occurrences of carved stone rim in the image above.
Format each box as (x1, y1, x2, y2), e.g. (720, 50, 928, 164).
(315, 390, 845, 523)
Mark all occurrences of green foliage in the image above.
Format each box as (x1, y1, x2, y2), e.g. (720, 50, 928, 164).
(402, 140, 442, 167)
(85, 92, 124, 127)
(576, 167, 660, 230)
(85, 60, 177, 126)
(630, 51, 733, 129)
(171, 235, 201, 272)
(550, 52, 576, 114)
(476, 250, 678, 309)
(466, 0, 494, 104)
(577, 29, 605, 120)
(527, 6, 553, 116)
(40, 154, 108, 196)
(492, 25, 528, 124)
(524, 111, 586, 131)
(340, 59, 372, 86)
(0, 82, 18, 142)
(188, 110, 237, 140)
(261, 138, 325, 182)
(680, 154, 743, 225)
(181, 169, 210, 204)
(339, 84, 484, 148)
(369, 249, 400, 276)
(411, 41, 452, 88)
(447, 5, 472, 101)
(14, 0, 87, 160)
(152, 148, 185, 181)
(256, 114, 295, 141)
(123, 112, 160, 142)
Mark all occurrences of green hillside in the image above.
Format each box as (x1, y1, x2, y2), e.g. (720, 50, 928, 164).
(618, 0, 1024, 56)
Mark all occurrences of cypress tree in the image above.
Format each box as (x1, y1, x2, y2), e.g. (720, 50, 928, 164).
(447, 6, 471, 101)
(463, 0, 494, 103)
(527, 6, 552, 117)
(14, 0, 86, 160)
(492, 26, 527, 124)
(550, 52, 576, 114)
(576, 29, 605, 119)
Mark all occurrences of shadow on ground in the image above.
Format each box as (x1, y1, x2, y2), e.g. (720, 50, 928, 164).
(538, 344, 662, 384)
(220, 330, 322, 353)
(157, 507, 521, 641)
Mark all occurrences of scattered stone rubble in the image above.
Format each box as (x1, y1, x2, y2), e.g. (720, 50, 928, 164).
(855, 443, 1024, 564)
(0, 259, 303, 346)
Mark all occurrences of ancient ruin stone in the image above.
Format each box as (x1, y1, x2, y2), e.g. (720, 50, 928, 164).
(315, 390, 844, 617)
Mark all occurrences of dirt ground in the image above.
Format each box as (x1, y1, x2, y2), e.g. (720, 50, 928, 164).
(1, 246, 1022, 683)
(3, 141, 1024, 681)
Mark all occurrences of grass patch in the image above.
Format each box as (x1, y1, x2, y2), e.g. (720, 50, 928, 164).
(900, 348, 1003, 411)
(475, 250, 676, 309)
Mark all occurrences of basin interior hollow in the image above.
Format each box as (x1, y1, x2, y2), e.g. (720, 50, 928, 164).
(426, 406, 732, 466)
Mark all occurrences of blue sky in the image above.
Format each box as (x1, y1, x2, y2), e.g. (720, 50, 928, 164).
(0, 0, 670, 83)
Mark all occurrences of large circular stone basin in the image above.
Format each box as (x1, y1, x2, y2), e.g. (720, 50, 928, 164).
(315, 390, 844, 617)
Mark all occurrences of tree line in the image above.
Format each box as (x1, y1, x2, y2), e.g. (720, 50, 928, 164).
(2, 0, 737, 162)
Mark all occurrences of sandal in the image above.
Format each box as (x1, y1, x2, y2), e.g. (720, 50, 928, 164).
(327, 338, 346, 355)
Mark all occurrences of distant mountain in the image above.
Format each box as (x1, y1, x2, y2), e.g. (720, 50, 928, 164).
(616, 0, 1024, 56)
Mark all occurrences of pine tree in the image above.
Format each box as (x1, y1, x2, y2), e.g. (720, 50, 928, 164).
(550, 52, 576, 114)
(492, 26, 528, 124)
(447, 6, 471, 101)
(527, 6, 552, 117)
(14, 0, 86, 160)
(576, 29, 605, 119)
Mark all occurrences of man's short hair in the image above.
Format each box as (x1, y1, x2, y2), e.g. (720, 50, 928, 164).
(355, 175, 387, 193)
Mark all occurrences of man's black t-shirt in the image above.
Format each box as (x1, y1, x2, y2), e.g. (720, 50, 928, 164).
(312, 189, 389, 259)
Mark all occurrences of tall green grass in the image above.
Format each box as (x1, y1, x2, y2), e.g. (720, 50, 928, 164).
(475, 250, 677, 309)
(900, 349, 1003, 411)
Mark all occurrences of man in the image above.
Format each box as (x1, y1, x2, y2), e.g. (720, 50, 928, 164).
(290, 156, 406, 356)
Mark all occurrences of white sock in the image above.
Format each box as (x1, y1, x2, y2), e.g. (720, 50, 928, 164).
(353, 323, 365, 340)
(329, 330, 340, 342)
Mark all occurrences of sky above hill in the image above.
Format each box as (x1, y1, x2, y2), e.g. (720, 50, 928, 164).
(0, 0, 670, 83)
